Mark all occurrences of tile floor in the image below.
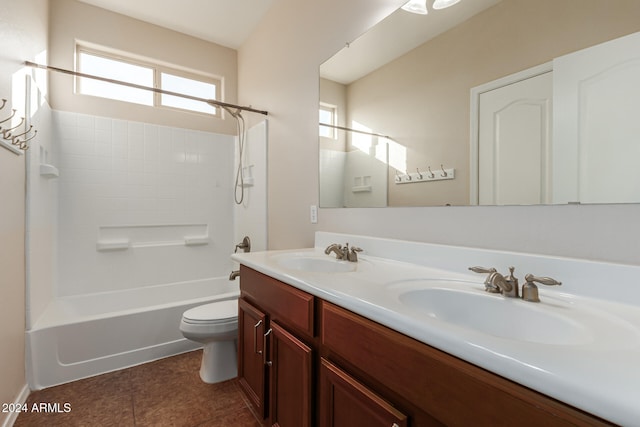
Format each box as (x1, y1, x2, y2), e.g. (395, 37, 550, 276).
(14, 350, 261, 427)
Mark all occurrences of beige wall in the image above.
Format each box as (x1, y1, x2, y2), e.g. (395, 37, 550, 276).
(239, 0, 640, 265)
(48, 0, 238, 134)
(0, 0, 48, 420)
(239, 0, 405, 249)
(345, 0, 640, 206)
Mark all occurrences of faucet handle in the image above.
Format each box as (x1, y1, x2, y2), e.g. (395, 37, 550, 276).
(522, 274, 562, 302)
(524, 274, 562, 287)
(468, 266, 497, 274)
(346, 245, 363, 262)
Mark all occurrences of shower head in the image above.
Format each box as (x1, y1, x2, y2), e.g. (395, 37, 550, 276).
(207, 100, 242, 119)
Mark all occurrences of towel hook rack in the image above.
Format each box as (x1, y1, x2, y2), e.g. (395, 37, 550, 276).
(0, 97, 37, 154)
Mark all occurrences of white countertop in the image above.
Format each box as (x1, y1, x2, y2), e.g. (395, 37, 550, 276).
(232, 232, 640, 425)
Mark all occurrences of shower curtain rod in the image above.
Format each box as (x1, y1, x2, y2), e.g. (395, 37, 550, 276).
(319, 123, 391, 139)
(24, 61, 268, 116)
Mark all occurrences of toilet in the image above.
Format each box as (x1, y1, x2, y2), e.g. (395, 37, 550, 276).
(179, 299, 238, 384)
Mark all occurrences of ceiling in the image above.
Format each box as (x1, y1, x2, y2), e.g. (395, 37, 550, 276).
(75, 0, 500, 78)
(321, 0, 501, 84)
(76, 0, 275, 49)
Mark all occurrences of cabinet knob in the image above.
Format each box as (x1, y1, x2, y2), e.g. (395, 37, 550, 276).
(392, 423, 400, 427)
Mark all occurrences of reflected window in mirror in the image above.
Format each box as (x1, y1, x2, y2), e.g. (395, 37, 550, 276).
(319, 103, 337, 139)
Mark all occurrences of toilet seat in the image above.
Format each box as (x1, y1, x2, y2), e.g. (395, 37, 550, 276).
(182, 300, 238, 325)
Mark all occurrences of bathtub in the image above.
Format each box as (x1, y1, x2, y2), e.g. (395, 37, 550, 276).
(26, 277, 239, 390)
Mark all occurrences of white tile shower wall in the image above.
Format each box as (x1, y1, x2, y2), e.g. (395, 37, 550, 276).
(54, 111, 235, 296)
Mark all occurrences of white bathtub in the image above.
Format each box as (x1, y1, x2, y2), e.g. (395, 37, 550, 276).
(26, 277, 239, 390)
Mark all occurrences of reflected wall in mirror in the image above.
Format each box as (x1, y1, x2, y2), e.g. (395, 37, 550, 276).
(319, 0, 640, 207)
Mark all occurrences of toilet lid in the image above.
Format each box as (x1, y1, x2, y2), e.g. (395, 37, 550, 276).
(183, 299, 237, 323)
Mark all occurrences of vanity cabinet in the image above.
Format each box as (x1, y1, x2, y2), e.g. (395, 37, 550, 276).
(320, 301, 610, 427)
(238, 265, 611, 426)
(238, 266, 314, 427)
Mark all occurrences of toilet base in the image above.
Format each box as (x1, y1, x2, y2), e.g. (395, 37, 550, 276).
(199, 340, 237, 384)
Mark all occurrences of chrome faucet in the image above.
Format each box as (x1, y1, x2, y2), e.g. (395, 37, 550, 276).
(469, 266, 518, 297)
(229, 236, 250, 281)
(324, 243, 344, 259)
(469, 266, 560, 302)
(324, 243, 363, 262)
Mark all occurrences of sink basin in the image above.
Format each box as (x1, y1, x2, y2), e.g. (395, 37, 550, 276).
(275, 254, 357, 273)
(398, 286, 593, 345)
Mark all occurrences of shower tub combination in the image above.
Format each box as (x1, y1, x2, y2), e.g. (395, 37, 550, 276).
(24, 110, 267, 390)
(27, 277, 239, 390)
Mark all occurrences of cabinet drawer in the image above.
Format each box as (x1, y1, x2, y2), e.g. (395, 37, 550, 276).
(240, 265, 314, 337)
(321, 301, 609, 427)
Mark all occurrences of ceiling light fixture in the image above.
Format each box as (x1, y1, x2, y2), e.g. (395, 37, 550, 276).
(432, 0, 462, 10)
(401, 0, 428, 15)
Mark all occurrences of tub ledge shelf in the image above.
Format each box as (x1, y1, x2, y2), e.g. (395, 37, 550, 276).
(96, 239, 130, 251)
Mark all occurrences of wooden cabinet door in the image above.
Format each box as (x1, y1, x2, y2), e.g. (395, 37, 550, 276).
(319, 358, 407, 427)
(238, 298, 267, 419)
(267, 321, 313, 427)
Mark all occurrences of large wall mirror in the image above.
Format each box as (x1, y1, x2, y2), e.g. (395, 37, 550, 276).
(319, 0, 640, 207)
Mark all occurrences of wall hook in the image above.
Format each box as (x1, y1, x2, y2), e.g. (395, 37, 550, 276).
(8, 124, 33, 141)
(427, 166, 435, 179)
(0, 109, 17, 125)
(0, 99, 6, 110)
(13, 130, 37, 147)
(416, 168, 423, 179)
(1, 117, 25, 138)
(440, 164, 448, 177)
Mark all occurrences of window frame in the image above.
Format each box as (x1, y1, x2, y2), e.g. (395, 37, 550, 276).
(319, 102, 338, 139)
(75, 43, 223, 117)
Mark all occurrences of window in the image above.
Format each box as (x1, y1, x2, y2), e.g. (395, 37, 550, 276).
(77, 51, 154, 106)
(76, 45, 221, 116)
(319, 103, 337, 139)
(160, 72, 217, 115)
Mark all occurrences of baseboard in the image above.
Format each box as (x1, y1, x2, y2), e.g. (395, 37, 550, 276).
(1, 384, 30, 427)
